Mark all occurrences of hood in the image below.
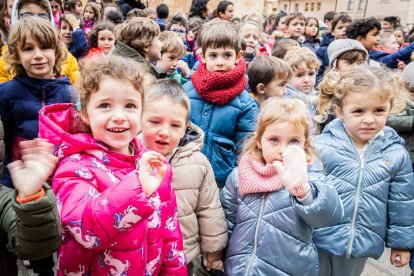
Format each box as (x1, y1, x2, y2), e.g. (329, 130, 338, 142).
(323, 118, 405, 150)
(285, 84, 318, 106)
(176, 122, 203, 151)
(39, 103, 142, 165)
(14, 74, 72, 98)
(320, 32, 334, 47)
(11, 0, 54, 26)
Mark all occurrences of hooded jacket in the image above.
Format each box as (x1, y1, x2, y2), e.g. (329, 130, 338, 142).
(221, 165, 343, 276)
(169, 123, 227, 263)
(38, 103, 187, 276)
(313, 119, 414, 259)
(0, 75, 74, 187)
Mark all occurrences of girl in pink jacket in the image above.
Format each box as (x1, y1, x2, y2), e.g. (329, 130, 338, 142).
(38, 56, 187, 276)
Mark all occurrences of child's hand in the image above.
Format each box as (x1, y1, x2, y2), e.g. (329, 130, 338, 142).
(203, 251, 224, 271)
(65, 14, 80, 30)
(186, 31, 195, 42)
(397, 59, 406, 70)
(177, 60, 190, 78)
(138, 151, 167, 197)
(390, 248, 410, 267)
(273, 145, 311, 199)
(8, 139, 58, 198)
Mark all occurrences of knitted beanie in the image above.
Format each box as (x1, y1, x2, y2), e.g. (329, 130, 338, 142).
(327, 39, 368, 68)
(402, 61, 414, 89)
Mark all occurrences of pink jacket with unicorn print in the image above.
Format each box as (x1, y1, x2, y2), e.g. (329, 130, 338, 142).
(38, 103, 187, 276)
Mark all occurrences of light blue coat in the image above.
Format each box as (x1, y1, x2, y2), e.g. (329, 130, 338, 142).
(313, 119, 414, 259)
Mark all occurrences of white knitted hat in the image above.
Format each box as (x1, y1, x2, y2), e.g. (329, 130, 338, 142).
(327, 39, 368, 68)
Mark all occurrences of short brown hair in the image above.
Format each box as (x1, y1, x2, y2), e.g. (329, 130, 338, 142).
(248, 56, 292, 94)
(331, 13, 352, 31)
(199, 20, 243, 55)
(159, 31, 186, 58)
(4, 16, 66, 77)
(285, 12, 306, 26)
(271, 38, 299, 59)
(284, 47, 320, 71)
(18, 0, 49, 14)
(89, 21, 115, 48)
(116, 17, 160, 55)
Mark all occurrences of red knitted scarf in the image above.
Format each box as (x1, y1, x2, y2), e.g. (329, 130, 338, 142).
(191, 60, 247, 105)
(238, 155, 283, 196)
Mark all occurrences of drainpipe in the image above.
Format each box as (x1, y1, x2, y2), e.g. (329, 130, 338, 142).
(334, 0, 338, 11)
(363, 0, 369, 18)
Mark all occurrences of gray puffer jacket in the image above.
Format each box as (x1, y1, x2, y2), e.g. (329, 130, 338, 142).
(221, 167, 343, 276)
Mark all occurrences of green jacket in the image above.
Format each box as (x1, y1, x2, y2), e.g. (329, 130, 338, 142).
(167, 71, 189, 85)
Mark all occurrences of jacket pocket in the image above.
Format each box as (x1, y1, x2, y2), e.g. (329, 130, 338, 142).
(211, 137, 236, 185)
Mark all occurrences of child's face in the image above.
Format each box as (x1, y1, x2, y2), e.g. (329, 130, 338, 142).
(337, 57, 365, 73)
(334, 90, 391, 148)
(6, 0, 13, 17)
(358, 28, 380, 51)
(82, 78, 142, 155)
(393, 30, 404, 46)
(286, 18, 305, 39)
(97, 29, 115, 54)
(169, 24, 187, 41)
(305, 19, 318, 38)
(382, 20, 393, 30)
(18, 33, 56, 79)
(202, 47, 242, 73)
(75, 1, 83, 15)
(157, 52, 180, 75)
(290, 67, 316, 94)
(83, 6, 95, 21)
(59, 20, 73, 45)
(257, 121, 305, 165)
(141, 97, 188, 157)
(258, 76, 288, 101)
(378, 36, 399, 54)
(145, 35, 162, 62)
(95, 0, 103, 11)
(332, 20, 351, 39)
(240, 24, 260, 55)
(219, 4, 234, 21)
(18, 4, 50, 21)
(276, 16, 287, 33)
(50, 0, 61, 16)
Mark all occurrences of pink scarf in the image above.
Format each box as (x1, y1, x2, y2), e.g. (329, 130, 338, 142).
(238, 155, 283, 196)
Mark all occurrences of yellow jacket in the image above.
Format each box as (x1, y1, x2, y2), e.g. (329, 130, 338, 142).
(0, 46, 80, 83)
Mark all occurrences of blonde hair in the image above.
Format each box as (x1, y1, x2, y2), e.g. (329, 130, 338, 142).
(159, 31, 186, 58)
(4, 17, 66, 77)
(76, 56, 146, 116)
(284, 47, 320, 71)
(238, 20, 262, 38)
(317, 67, 405, 123)
(116, 17, 160, 55)
(241, 98, 313, 164)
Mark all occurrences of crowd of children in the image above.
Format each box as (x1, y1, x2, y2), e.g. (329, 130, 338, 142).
(0, 0, 414, 276)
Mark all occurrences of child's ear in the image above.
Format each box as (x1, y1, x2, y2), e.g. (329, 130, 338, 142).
(235, 50, 243, 63)
(333, 104, 344, 119)
(256, 83, 266, 95)
(80, 110, 90, 125)
(255, 132, 262, 149)
(200, 51, 206, 64)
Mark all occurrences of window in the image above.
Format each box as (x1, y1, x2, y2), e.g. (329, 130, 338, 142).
(305, 3, 309, 11)
(358, 0, 366, 10)
(294, 3, 299, 11)
(348, 0, 355, 10)
(311, 2, 315, 11)
(317, 2, 321, 11)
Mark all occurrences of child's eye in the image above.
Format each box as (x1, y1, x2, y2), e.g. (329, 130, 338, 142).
(149, 120, 159, 124)
(289, 139, 300, 145)
(270, 138, 279, 144)
(22, 47, 33, 51)
(225, 53, 233, 58)
(375, 108, 385, 113)
(352, 109, 363, 113)
(209, 54, 217, 58)
(296, 74, 304, 78)
(125, 103, 136, 109)
(41, 45, 52, 50)
(99, 103, 110, 109)
(171, 124, 181, 128)
(309, 72, 315, 76)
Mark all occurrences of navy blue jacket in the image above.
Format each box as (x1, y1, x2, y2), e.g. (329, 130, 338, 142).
(68, 29, 89, 60)
(370, 42, 414, 68)
(316, 33, 333, 83)
(0, 75, 75, 187)
(116, 0, 145, 18)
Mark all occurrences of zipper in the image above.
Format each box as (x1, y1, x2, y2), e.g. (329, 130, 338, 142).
(245, 193, 266, 276)
(347, 149, 365, 257)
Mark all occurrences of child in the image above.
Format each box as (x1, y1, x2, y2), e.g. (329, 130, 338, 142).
(155, 3, 169, 31)
(271, 38, 299, 59)
(83, 2, 100, 34)
(247, 56, 292, 105)
(0, 139, 61, 276)
(217, 1, 234, 21)
(382, 16, 398, 31)
(393, 27, 409, 48)
(315, 67, 414, 276)
(238, 20, 262, 65)
(63, 0, 83, 16)
(140, 79, 228, 276)
(59, 13, 89, 60)
(183, 20, 259, 187)
(85, 21, 116, 59)
(156, 32, 190, 84)
(0, 16, 75, 187)
(113, 17, 163, 78)
(327, 39, 368, 73)
(304, 17, 320, 53)
(284, 47, 320, 133)
(376, 32, 400, 54)
(50, 0, 63, 28)
(221, 97, 343, 275)
(284, 12, 306, 43)
(38, 56, 187, 276)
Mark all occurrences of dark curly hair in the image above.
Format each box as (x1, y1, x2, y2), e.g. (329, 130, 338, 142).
(188, 0, 209, 20)
(166, 13, 189, 32)
(346, 17, 381, 39)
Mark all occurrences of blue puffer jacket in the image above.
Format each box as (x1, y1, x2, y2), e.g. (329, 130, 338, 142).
(183, 81, 258, 187)
(313, 119, 414, 259)
(315, 33, 333, 84)
(0, 75, 75, 187)
(370, 42, 414, 69)
(221, 167, 343, 276)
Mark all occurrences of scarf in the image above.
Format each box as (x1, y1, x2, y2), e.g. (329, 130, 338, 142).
(238, 155, 283, 196)
(191, 60, 247, 105)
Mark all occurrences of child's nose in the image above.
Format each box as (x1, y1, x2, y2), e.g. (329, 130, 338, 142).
(112, 109, 126, 121)
(158, 127, 169, 138)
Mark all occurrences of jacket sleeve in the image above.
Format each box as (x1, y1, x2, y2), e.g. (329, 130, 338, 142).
(0, 49, 12, 83)
(376, 43, 414, 68)
(61, 53, 80, 84)
(53, 158, 155, 250)
(68, 29, 89, 60)
(316, 47, 326, 84)
(235, 100, 258, 152)
(159, 188, 187, 275)
(196, 156, 228, 253)
(386, 113, 414, 133)
(0, 91, 12, 187)
(386, 149, 414, 249)
(220, 169, 239, 238)
(0, 184, 61, 260)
